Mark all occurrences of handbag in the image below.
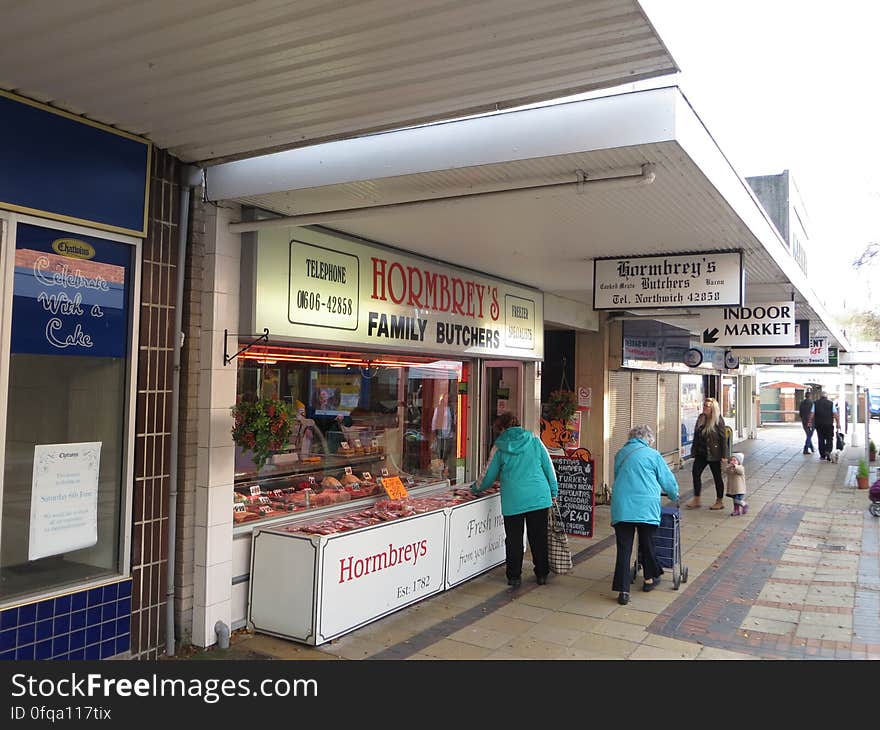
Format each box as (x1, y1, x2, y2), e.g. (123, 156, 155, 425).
(547, 502, 573, 574)
(836, 430, 845, 451)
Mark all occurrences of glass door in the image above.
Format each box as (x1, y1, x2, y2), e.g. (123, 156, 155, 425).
(478, 360, 524, 468)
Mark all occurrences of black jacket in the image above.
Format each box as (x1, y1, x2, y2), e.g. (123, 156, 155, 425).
(814, 397, 835, 426)
(798, 399, 814, 424)
(690, 415, 728, 461)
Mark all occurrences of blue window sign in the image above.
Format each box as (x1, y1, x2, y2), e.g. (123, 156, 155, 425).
(11, 223, 131, 358)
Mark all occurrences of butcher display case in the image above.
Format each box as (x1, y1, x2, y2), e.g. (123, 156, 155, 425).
(232, 346, 469, 527)
(248, 483, 506, 645)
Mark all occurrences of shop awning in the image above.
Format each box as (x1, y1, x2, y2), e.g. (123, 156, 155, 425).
(0, 0, 677, 164)
(761, 381, 809, 390)
(207, 84, 851, 351)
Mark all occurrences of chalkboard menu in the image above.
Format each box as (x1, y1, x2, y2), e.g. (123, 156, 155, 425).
(551, 452, 595, 537)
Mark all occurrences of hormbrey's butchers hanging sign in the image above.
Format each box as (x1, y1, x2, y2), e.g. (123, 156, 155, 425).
(592, 251, 744, 310)
(242, 227, 544, 359)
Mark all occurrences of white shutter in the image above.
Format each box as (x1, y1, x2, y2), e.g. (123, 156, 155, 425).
(632, 371, 659, 436)
(608, 370, 632, 461)
(657, 374, 680, 455)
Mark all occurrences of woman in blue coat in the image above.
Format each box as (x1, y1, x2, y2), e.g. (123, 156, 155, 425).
(472, 412, 559, 588)
(610, 425, 679, 605)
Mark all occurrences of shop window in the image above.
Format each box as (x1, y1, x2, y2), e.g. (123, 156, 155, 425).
(232, 346, 467, 527)
(1, 222, 133, 604)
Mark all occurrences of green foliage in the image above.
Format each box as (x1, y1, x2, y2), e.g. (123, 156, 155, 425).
(544, 389, 578, 423)
(231, 398, 293, 470)
(871, 440, 877, 454)
(843, 310, 880, 342)
(857, 459, 870, 478)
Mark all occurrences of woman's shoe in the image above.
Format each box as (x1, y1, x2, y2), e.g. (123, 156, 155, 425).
(643, 576, 661, 592)
(709, 499, 725, 510)
(617, 592, 630, 605)
(685, 497, 701, 509)
(536, 575, 548, 585)
(507, 577, 521, 588)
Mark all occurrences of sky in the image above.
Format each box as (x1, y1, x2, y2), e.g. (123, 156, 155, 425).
(636, 0, 880, 313)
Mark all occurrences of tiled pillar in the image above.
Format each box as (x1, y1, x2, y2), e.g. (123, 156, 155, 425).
(192, 202, 239, 647)
(131, 148, 179, 659)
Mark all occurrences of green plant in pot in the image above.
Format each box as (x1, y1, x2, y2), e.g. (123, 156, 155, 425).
(870, 439, 877, 462)
(856, 458, 870, 489)
(231, 397, 293, 471)
(544, 389, 578, 423)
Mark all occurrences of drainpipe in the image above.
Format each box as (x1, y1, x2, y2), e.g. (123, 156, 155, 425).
(166, 165, 203, 657)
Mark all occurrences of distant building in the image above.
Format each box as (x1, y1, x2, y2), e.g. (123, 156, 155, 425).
(746, 170, 810, 276)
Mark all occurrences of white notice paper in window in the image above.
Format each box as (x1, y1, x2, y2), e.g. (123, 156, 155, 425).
(28, 442, 101, 561)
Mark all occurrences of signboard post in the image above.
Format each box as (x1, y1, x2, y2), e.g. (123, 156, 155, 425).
(550, 451, 595, 537)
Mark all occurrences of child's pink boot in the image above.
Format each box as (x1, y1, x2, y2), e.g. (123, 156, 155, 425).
(730, 503, 741, 516)
(741, 503, 749, 515)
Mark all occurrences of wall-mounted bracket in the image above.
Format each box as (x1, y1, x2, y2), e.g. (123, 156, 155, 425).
(223, 328, 269, 366)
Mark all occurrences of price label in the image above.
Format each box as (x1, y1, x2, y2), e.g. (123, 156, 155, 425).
(379, 475, 408, 500)
(353, 439, 363, 448)
(340, 441, 351, 451)
(381, 468, 390, 477)
(362, 472, 372, 481)
(233, 503, 246, 513)
(249, 485, 262, 496)
(258, 496, 271, 504)
(371, 438, 379, 448)
(258, 506, 273, 515)
(270, 489, 284, 496)
(308, 476, 316, 484)
(344, 466, 353, 475)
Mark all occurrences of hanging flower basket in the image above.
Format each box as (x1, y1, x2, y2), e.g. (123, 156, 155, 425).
(544, 389, 578, 423)
(231, 398, 293, 471)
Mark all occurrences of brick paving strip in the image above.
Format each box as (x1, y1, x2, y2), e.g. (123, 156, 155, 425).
(649, 502, 814, 658)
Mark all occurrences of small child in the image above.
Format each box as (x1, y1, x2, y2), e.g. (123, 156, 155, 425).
(725, 452, 748, 516)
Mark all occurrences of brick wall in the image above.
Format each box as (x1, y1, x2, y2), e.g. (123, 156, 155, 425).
(131, 148, 179, 659)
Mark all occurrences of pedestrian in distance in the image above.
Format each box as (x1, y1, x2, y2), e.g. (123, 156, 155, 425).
(610, 425, 680, 606)
(798, 393, 815, 454)
(471, 411, 559, 589)
(684, 397, 728, 510)
(813, 391, 840, 461)
(725, 452, 748, 516)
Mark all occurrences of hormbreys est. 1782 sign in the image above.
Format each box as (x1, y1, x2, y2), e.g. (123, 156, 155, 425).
(592, 251, 743, 310)
(243, 227, 544, 359)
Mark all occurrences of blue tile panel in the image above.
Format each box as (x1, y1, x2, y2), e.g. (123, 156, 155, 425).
(0, 579, 131, 660)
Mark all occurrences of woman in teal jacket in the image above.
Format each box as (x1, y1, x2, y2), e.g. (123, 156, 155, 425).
(472, 412, 559, 588)
(610, 425, 679, 605)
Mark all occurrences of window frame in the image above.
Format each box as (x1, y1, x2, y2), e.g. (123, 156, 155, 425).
(0, 211, 141, 608)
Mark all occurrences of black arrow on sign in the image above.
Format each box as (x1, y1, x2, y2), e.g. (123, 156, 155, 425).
(702, 327, 719, 343)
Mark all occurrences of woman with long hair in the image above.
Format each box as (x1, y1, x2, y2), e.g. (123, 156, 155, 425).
(685, 397, 728, 510)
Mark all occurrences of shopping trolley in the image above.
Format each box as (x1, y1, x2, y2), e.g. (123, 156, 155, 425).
(631, 504, 689, 590)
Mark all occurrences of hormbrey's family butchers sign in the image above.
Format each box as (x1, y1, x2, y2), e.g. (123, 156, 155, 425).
(243, 227, 544, 359)
(593, 251, 744, 310)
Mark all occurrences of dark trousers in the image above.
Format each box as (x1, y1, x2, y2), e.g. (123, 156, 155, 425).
(816, 423, 834, 457)
(612, 522, 661, 594)
(801, 422, 814, 452)
(503, 508, 549, 580)
(692, 457, 724, 499)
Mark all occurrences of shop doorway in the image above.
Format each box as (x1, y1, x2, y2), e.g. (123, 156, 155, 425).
(479, 361, 523, 463)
